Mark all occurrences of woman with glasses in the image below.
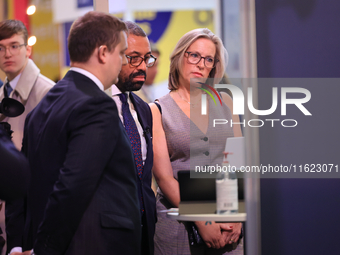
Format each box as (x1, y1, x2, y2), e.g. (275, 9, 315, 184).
(150, 28, 243, 254)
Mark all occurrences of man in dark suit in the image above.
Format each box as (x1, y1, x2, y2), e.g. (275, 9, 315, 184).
(6, 12, 141, 255)
(112, 21, 157, 255)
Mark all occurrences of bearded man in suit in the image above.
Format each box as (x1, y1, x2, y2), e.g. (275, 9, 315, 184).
(112, 21, 157, 255)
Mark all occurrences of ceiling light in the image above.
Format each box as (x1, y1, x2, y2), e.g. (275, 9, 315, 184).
(28, 36, 37, 46)
(27, 5, 36, 15)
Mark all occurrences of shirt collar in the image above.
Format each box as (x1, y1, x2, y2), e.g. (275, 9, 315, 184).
(70, 67, 104, 91)
(111, 84, 130, 97)
(6, 73, 21, 90)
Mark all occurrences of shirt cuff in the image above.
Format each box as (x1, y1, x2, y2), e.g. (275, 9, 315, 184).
(9, 247, 22, 254)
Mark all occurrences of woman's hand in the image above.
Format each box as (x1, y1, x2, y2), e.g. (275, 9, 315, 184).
(195, 221, 227, 249)
(223, 152, 233, 164)
(220, 222, 242, 244)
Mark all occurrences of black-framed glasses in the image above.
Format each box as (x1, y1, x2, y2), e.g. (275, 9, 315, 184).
(0, 44, 27, 56)
(185, 51, 218, 68)
(126, 54, 157, 68)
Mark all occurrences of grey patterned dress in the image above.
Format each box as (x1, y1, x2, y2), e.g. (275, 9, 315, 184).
(154, 93, 244, 255)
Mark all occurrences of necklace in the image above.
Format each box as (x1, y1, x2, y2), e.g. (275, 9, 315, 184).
(176, 90, 191, 105)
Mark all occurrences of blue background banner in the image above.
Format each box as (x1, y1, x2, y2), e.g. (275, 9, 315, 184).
(135, 12, 172, 43)
(77, 0, 93, 8)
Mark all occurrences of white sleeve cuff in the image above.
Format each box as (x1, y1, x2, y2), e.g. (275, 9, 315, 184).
(9, 247, 22, 254)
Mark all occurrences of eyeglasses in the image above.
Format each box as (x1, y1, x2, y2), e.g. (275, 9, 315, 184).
(185, 51, 218, 69)
(0, 44, 27, 56)
(126, 54, 157, 68)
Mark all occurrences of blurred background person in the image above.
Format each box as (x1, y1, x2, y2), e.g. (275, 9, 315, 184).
(134, 42, 160, 194)
(135, 42, 160, 103)
(0, 20, 54, 150)
(150, 28, 243, 254)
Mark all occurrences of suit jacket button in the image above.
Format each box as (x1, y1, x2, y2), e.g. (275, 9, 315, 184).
(204, 151, 209, 156)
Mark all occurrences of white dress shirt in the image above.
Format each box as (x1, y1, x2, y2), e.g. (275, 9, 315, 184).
(5, 72, 21, 92)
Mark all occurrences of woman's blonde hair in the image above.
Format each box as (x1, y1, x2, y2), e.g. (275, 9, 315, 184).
(168, 28, 228, 91)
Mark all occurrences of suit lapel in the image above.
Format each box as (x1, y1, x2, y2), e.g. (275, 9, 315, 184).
(129, 92, 149, 135)
(15, 59, 40, 103)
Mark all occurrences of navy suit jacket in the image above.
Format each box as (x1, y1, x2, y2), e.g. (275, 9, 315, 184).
(0, 128, 30, 201)
(129, 92, 156, 255)
(6, 71, 141, 255)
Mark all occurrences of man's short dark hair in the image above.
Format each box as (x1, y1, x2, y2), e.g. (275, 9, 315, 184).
(124, 21, 147, 37)
(68, 11, 127, 63)
(0, 20, 28, 44)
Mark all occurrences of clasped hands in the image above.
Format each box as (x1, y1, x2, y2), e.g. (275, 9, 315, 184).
(195, 221, 242, 249)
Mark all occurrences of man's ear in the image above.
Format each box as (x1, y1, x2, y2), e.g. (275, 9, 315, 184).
(26, 45, 32, 58)
(97, 45, 108, 64)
